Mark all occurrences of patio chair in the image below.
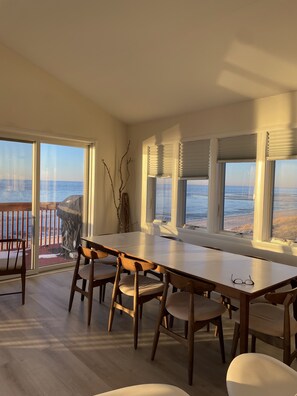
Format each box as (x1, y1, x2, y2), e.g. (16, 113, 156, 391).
(151, 269, 226, 385)
(108, 252, 164, 349)
(0, 238, 26, 304)
(68, 245, 117, 325)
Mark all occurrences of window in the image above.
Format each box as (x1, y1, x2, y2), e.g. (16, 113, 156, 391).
(218, 134, 257, 236)
(185, 180, 208, 227)
(179, 139, 210, 228)
(147, 144, 173, 223)
(272, 159, 297, 242)
(155, 178, 172, 222)
(267, 130, 297, 242)
(223, 162, 256, 235)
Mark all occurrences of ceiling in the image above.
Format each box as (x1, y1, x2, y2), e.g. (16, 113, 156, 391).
(0, 0, 297, 124)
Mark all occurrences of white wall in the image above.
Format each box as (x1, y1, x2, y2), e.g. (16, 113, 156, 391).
(0, 42, 128, 234)
(128, 91, 297, 265)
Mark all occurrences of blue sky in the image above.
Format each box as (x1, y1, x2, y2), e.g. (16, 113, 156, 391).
(1, 140, 296, 188)
(0, 141, 84, 182)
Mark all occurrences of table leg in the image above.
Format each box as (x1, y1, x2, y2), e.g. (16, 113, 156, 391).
(239, 294, 250, 353)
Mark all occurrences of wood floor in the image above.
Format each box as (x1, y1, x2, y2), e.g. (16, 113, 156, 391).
(0, 270, 296, 396)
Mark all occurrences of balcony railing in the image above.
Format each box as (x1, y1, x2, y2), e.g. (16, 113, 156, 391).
(0, 202, 62, 248)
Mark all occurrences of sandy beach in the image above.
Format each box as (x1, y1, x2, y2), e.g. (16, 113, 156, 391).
(188, 209, 297, 241)
(227, 209, 297, 240)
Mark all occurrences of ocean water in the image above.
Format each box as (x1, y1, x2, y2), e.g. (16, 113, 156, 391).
(1, 179, 297, 223)
(0, 179, 84, 203)
(156, 183, 297, 223)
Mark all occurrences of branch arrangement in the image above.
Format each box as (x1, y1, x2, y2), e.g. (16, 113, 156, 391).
(102, 140, 132, 231)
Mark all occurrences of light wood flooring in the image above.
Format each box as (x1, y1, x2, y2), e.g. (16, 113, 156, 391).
(0, 269, 296, 396)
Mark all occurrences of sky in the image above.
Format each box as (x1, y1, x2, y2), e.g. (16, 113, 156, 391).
(0, 141, 84, 182)
(0, 140, 296, 188)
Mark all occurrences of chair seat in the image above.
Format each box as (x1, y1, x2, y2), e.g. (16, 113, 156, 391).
(233, 303, 297, 337)
(166, 291, 226, 322)
(119, 274, 164, 296)
(94, 383, 189, 395)
(79, 263, 116, 281)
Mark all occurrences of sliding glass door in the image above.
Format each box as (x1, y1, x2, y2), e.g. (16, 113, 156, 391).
(0, 139, 33, 269)
(38, 143, 86, 267)
(0, 137, 89, 271)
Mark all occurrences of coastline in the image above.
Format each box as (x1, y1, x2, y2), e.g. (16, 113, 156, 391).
(188, 209, 297, 240)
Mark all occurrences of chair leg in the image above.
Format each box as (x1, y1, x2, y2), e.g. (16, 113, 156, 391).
(231, 322, 240, 359)
(21, 272, 26, 305)
(99, 285, 103, 304)
(87, 284, 93, 326)
(188, 323, 194, 386)
(283, 339, 291, 365)
(81, 279, 87, 301)
(108, 285, 119, 332)
(133, 306, 139, 350)
(151, 314, 166, 360)
(184, 321, 188, 338)
(68, 277, 77, 312)
(216, 316, 225, 363)
(251, 335, 256, 352)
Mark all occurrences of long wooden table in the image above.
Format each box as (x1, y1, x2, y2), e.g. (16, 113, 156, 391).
(82, 231, 297, 354)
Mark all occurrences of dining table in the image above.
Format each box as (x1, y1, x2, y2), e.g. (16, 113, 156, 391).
(82, 231, 297, 354)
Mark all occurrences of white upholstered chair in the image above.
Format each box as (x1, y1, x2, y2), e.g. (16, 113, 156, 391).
(226, 353, 297, 396)
(94, 384, 190, 396)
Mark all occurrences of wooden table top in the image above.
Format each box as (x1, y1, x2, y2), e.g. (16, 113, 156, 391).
(82, 232, 297, 298)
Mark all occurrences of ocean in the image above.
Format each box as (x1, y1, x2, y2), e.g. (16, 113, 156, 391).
(0, 179, 296, 224)
(0, 179, 84, 203)
(156, 183, 297, 224)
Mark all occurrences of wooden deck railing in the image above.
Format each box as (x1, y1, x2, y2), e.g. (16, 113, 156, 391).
(0, 202, 62, 248)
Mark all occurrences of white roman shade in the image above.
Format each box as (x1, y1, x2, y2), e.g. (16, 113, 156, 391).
(179, 139, 210, 178)
(266, 130, 297, 160)
(218, 134, 257, 162)
(148, 144, 173, 177)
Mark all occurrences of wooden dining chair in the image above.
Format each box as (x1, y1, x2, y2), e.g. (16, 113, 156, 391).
(108, 252, 164, 349)
(68, 245, 117, 325)
(151, 269, 226, 385)
(231, 287, 297, 365)
(0, 238, 26, 304)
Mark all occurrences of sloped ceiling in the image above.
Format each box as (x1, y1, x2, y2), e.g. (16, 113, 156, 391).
(0, 0, 296, 124)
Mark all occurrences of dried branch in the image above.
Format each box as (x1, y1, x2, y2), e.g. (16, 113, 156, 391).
(102, 159, 120, 222)
(102, 140, 131, 231)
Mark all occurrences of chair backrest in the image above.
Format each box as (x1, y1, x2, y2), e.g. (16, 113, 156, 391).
(118, 252, 156, 272)
(0, 239, 26, 274)
(165, 269, 215, 294)
(226, 353, 297, 396)
(77, 245, 108, 261)
(265, 286, 297, 306)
